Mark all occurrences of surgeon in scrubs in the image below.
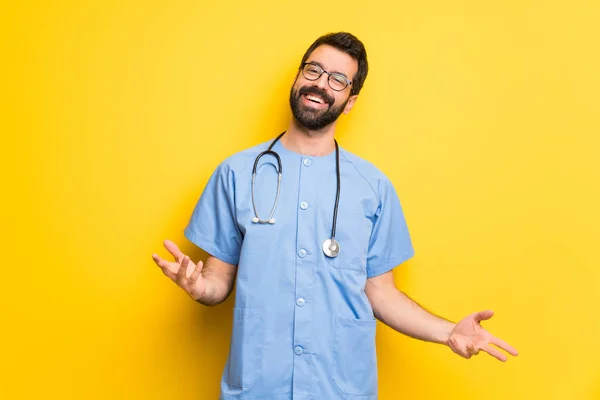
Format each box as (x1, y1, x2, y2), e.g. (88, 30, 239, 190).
(152, 32, 518, 399)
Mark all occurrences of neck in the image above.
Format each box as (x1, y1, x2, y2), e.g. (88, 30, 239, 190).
(281, 119, 337, 157)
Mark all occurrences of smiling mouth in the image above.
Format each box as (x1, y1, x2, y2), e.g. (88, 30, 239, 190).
(302, 92, 331, 109)
(305, 94, 325, 104)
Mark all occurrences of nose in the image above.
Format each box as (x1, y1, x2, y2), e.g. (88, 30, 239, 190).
(314, 72, 329, 90)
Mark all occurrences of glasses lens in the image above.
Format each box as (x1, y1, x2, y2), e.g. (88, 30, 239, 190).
(303, 64, 322, 80)
(329, 74, 348, 91)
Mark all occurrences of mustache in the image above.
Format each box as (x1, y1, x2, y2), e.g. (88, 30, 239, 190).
(298, 86, 334, 105)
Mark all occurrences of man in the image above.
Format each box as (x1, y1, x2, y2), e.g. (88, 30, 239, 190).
(152, 32, 518, 399)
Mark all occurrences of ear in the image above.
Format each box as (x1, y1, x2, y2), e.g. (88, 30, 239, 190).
(343, 95, 358, 114)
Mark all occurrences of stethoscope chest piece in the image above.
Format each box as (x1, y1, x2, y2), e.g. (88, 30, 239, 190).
(322, 238, 340, 258)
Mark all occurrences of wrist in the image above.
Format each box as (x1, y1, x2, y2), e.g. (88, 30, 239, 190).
(190, 277, 210, 303)
(439, 321, 456, 346)
(193, 277, 223, 306)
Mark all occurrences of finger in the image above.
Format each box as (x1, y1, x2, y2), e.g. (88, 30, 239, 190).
(177, 255, 190, 282)
(188, 260, 204, 282)
(466, 343, 479, 356)
(481, 345, 508, 362)
(152, 254, 177, 280)
(490, 336, 519, 356)
(474, 310, 494, 323)
(449, 337, 471, 359)
(164, 240, 185, 263)
(153, 253, 174, 271)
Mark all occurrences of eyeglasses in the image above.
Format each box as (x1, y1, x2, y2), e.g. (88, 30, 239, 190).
(300, 62, 353, 92)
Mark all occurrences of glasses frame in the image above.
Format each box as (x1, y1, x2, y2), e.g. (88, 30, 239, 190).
(300, 62, 353, 92)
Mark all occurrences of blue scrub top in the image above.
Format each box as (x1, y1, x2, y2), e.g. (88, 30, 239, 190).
(184, 138, 414, 399)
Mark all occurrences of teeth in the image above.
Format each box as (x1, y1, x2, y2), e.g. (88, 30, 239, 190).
(306, 95, 323, 104)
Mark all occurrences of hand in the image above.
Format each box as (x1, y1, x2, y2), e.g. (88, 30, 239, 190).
(152, 240, 206, 301)
(447, 310, 518, 362)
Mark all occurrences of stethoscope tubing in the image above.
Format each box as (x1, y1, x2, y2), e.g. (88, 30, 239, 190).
(251, 148, 283, 224)
(251, 131, 341, 256)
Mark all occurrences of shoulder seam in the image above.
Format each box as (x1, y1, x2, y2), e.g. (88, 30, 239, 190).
(340, 150, 379, 200)
(225, 141, 270, 178)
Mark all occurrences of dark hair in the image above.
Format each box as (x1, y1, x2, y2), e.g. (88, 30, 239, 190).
(299, 32, 368, 96)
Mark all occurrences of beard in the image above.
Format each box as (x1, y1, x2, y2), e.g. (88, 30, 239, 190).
(289, 85, 348, 131)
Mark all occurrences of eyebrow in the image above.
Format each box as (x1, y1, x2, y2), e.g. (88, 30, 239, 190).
(307, 61, 349, 79)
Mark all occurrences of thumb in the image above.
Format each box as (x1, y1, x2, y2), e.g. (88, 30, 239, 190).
(195, 259, 205, 273)
(474, 310, 494, 323)
(188, 259, 205, 282)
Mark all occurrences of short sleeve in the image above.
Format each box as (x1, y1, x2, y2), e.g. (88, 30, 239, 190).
(366, 179, 414, 278)
(184, 162, 242, 265)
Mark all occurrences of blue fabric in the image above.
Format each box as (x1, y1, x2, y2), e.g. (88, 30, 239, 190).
(184, 139, 414, 399)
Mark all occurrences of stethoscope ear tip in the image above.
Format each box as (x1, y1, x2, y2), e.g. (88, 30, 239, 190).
(251, 216, 276, 224)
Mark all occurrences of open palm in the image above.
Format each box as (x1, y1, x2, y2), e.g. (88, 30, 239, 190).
(448, 310, 518, 362)
(152, 240, 206, 300)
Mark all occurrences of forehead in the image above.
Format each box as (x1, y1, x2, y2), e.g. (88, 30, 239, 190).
(305, 45, 358, 78)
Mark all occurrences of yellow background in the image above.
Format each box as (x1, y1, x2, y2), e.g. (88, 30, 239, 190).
(2, 0, 600, 398)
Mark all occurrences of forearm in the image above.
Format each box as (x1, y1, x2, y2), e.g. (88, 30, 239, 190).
(194, 256, 235, 306)
(369, 286, 455, 344)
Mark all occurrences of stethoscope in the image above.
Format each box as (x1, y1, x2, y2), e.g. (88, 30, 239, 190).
(251, 132, 341, 258)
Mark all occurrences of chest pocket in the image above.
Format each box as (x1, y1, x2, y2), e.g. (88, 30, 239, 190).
(322, 201, 373, 272)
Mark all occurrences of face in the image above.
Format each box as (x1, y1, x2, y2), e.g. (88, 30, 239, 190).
(289, 45, 359, 131)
